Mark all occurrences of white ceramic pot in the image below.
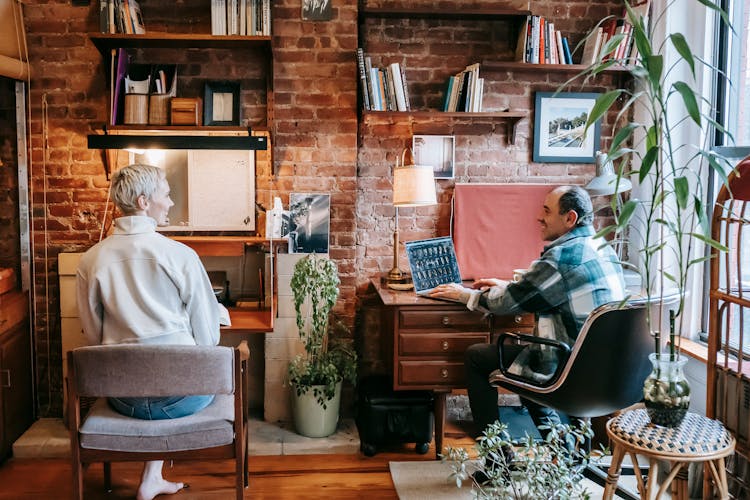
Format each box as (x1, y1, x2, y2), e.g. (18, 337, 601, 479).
(290, 381, 342, 438)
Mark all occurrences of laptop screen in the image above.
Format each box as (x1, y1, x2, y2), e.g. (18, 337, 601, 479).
(405, 237, 462, 295)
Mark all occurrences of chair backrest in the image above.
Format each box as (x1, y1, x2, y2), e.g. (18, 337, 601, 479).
(68, 344, 235, 398)
(508, 300, 652, 418)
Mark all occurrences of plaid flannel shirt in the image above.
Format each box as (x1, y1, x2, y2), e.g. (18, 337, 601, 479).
(469, 224, 626, 383)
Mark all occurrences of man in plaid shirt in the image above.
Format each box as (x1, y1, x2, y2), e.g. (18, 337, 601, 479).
(430, 185, 625, 436)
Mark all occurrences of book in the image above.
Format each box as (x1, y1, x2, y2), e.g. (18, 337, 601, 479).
(562, 37, 573, 65)
(581, 27, 603, 65)
(530, 16, 540, 64)
(356, 49, 370, 111)
(555, 30, 565, 65)
(364, 56, 377, 110)
(99, 0, 108, 33)
(111, 48, 129, 125)
(369, 67, 381, 110)
(515, 15, 530, 62)
(400, 64, 411, 111)
(129, 0, 145, 34)
(389, 63, 407, 111)
(442, 76, 454, 111)
(540, 17, 547, 64)
(262, 0, 271, 36)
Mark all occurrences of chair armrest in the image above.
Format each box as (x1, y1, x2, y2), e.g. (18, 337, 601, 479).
(493, 332, 572, 388)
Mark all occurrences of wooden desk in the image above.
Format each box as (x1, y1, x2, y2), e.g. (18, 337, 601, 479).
(221, 307, 273, 334)
(372, 279, 534, 458)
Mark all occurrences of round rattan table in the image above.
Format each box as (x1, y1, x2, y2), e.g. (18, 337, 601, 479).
(603, 409, 735, 500)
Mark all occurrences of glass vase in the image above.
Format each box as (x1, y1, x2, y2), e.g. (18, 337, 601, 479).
(643, 352, 691, 427)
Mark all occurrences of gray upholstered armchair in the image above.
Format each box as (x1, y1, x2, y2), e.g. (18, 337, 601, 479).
(66, 342, 249, 500)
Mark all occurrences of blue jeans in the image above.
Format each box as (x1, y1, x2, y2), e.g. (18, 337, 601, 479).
(108, 395, 214, 420)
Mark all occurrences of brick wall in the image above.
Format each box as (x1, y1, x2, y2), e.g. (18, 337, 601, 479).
(18, 0, 619, 415)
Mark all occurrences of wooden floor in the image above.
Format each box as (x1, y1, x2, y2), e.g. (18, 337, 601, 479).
(0, 435, 477, 499)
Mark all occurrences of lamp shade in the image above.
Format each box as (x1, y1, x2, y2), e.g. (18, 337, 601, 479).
(393, 164, 437, 207)
(585, 151, 632, 196)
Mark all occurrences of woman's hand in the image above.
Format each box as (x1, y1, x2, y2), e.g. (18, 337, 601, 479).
(429, 283, 471, 303)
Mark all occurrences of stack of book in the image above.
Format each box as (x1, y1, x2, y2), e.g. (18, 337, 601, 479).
(211, 0, 271, 36)
(99, 0, 145, 34)
(357, 49, 411, 112)
(581, 2, 651, 66)
(515, 15, 573, 65)
(442, 63, 483, 112)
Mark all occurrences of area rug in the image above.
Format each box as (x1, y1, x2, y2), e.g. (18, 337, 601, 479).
(389, 460, 608, 500)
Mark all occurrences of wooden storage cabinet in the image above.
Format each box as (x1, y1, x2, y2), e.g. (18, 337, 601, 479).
(0, 290, 32, 462)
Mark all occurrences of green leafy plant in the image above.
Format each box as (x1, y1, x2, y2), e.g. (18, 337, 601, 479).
(444, 420, 597, 499)
(575, 0, 732, 357)
(288, 254, 357, 408)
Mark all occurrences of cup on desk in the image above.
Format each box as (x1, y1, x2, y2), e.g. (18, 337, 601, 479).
(512, 268, 528, 283)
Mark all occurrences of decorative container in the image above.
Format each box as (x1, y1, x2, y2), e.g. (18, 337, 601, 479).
(290, 382, 341, 438)
(123, 93, 148, 125)
(170, 97, 203, 126)
(643, 352, 691, 427)
(148, 94, 171, 125)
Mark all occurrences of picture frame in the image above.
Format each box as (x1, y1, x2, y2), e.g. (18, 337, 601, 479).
(288, 193, 331, 254)
(412, 134, 455, 179)
(301, 0, 333, 21)
(204, 81, 240, 126)
(533, 92, 602, 163)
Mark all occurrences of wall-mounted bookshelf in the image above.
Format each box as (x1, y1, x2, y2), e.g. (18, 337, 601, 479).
(89, 33, 271, 56)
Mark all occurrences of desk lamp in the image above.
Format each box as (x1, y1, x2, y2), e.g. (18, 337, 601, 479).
(386, 149, 437, 288)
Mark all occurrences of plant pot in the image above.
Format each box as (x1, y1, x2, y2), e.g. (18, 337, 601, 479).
(643, 352, 690, 427)
(290, 381, 342, 438)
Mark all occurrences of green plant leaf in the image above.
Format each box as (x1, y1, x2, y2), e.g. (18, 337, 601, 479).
(618, 199, 638, 227)
(694, 196, 709, 234)
(691, 232, 729, 252)
(663, 271, 677, 283)
(694, 0, 732, 31)
(594, 225, 617, 239)
(688, 256, 714, 267)
(626, 3, 652, 60)
(600, 34, 626, 60)
(673, 81, 701, 126)
(585, 90, 621, 136)
(610, 123, 638, 153)
(639, 146, 658, 182)
(674, 176, 689, 209)
(646, 125, 658, 150)
(669, 33, 695, 78)
(645, 55, 663, 88)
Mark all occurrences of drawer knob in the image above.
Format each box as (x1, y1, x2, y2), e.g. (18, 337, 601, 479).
(440, 368, 449, 379)
(441, 340, 450, 351)
(0, 369, 9, 388)
(514, 315, 523, 324)
(442, 316, 450, 326)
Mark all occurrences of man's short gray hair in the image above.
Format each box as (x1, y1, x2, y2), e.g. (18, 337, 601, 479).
(557, 185, 594, 226)
(111, 164, 164, 214)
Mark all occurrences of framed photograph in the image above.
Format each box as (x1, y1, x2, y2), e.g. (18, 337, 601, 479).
(533, 92, 602, 163)
(412, 135, 455, 179)
(204, 81, 240, 126)
(301, 0, 332, 21)
(288, 193, 330, 254)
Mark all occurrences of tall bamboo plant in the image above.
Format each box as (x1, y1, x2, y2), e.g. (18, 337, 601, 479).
(578, 0, 732, 359)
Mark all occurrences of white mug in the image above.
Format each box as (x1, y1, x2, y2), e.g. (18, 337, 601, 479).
(512, 268, 528, 283)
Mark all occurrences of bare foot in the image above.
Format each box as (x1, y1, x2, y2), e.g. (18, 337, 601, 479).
(136, 477, 184, 500)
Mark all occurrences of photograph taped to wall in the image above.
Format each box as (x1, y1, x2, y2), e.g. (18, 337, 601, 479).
(412, 135, 455, 179)
(533, 92, 601, 163)
(288, 193, 330, 253)
(405, 236, 462, 295)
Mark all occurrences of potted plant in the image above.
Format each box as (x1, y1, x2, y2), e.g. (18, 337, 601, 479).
(578, 0, 732, 426)
(288, 254, 357, 438)
(444, 420, 596, 499)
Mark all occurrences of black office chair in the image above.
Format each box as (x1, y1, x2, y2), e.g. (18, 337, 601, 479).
(489, 299, 652, 418)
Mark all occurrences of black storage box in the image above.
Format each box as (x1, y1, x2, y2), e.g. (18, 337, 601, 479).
(355, 375, 434, 456)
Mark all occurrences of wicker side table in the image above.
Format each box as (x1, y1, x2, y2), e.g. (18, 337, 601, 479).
(603, 409, 735, 500)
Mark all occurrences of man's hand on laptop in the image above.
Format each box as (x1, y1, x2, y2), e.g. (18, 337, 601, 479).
(471, 278, 508, 291)
(429, 283, 472, 303)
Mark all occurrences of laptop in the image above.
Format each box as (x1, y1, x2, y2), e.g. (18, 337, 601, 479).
(405, 236, 463, 296)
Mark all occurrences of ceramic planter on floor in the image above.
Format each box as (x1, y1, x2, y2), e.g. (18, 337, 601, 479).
(291, 381, 342, 438)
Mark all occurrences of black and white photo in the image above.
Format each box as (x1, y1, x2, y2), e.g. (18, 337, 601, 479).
(288, 193, 330, 253)
(412, 135, 455, 179)
(301, 0, 332, 21)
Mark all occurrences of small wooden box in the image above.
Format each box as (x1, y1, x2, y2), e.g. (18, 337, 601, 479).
(170, 97, 203, 126)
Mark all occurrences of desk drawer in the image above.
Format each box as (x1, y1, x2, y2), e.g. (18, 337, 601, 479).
(399, 361, 465, 388)
(493, 314, 534, 330)
(399, 309, 488, 331)
(399, 333, 488, 356)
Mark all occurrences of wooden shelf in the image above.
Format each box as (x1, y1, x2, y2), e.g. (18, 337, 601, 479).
(104, 125, 270, 133)
(89, 32, 271, 56)
(482, 60, 632, 74)
(359, 7, 531, 20)
(361, 110, 526, 145)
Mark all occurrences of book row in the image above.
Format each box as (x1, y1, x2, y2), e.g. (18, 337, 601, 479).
(357, 49, 411, 112)
(581, 3, 650, 66)
(443, 63, 484, 112)
(98, 0, 145, 34)
(515, 15, 573, 65)
(211, 0, 271, 36)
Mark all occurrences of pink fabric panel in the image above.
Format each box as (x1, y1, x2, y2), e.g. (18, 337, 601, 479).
(453, 184, 557, 280)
